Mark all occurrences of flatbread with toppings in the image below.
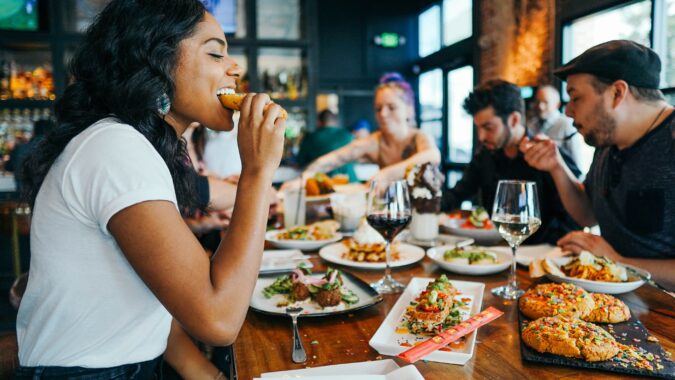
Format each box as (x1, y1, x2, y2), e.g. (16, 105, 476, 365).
(519, 283, 595, 320)
(584, 293, 631, 323)
(522, 316, 620, 362)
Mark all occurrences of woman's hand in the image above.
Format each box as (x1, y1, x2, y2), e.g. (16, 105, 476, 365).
(369, 166, 396, 184)
(557, 231, 620, 260)
(236, 93, 285, 178)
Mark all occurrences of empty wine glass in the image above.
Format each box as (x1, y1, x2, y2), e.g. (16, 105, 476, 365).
(491, 180, 541, 299)
(366, 180, 411, 294)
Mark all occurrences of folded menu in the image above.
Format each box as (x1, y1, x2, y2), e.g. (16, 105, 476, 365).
(258, 359, 423, 379)
(260, 249, 312, 274)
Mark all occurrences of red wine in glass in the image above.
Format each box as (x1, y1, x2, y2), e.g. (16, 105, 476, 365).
(366, 213, 411, 241)
(366, 180, 411, 294)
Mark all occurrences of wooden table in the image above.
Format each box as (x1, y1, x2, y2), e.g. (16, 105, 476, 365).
(234, 253, 675, 379)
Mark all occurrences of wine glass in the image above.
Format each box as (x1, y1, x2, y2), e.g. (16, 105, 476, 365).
(366, 180, 411, 294)
(491, 180, 541, 299)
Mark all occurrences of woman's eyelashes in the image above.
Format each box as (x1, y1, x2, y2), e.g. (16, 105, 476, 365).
(208, 53, 224, 61)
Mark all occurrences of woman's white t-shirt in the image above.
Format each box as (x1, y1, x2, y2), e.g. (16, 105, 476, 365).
(17, 118, 177, 367)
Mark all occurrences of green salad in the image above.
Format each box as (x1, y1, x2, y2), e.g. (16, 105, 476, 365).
(443, 246, 498, 265)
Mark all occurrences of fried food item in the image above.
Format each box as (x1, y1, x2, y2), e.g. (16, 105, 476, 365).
(522, 316, 620, 362)
(519, 283, 595, 320)
(405, 275, 457, 335)
(216, 91, 288, 119)
(341, 238, 399, 263)
(583, 293, 631, 323)
(305, 173, 335, 196)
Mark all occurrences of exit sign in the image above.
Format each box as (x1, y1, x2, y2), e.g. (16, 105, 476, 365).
(374, 32, 406, 48)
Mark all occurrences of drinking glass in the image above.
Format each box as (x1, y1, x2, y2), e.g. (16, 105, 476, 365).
(366, 180, 411, 294)
(491, 180, 541, 299)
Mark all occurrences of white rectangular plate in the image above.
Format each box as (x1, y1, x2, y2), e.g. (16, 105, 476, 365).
(369, 278, 484, 364)
(259, 359, 424, 379)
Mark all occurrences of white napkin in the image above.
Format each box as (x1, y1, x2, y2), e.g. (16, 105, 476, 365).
(258, 359, 424, 379)
(260, 250, 312, 273)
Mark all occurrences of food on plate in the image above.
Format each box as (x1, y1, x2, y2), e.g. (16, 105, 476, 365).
(556, 251, 629, 282)
(262, 265, 359, 308)
(276, 220, 339, 241)
(442, 246, 499, 265)
(341, 219, 399, 262)
(521, 315, 620, 362)
(402, 275, 470, 335)
(584, 293, 631, 323)
(216, 89, 288, 119)
(519, 283, 595, 320)
(306, 173, 335, 196)
(460, 207, 493, 229)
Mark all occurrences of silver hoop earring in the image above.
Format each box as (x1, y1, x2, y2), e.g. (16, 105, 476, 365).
(157, 93, 171, 116)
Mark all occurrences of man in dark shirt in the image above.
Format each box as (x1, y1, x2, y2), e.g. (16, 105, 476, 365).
(442, 80, 580, 245)
(521, 40, 674, 289)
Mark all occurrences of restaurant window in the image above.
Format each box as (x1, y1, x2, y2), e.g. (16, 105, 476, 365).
(418, 5, 441, 57)
(442, 0, 472, 46)
(662, 0, 675, 87)
(419, 69, 443, 148)
(562, 1, 652, 64)
(447, 65, 474, 164)
(257, 0, 302, 40)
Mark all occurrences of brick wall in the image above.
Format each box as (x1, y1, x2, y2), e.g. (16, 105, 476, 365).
(478, 0, 555, 86)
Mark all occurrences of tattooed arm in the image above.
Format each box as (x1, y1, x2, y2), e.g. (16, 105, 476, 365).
(371, 131, 441, 183)
(303, 135, 378, 177)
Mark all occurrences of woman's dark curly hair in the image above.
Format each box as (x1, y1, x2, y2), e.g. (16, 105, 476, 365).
(21, 0, 206, 211)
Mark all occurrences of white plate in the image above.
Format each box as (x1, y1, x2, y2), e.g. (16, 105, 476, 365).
(266, 230, 343, 251)
(496, 244, 564, 266)
(369, 278, 484, 365)
(250, 271, 382, 317)
(259, 250, 313, 274)
(439, 217, 502, 246)
(318, 243, 425, 269)
(426, 245, 511, 275)
(544, 260, 649, 294)
(397, 230, 474, 249)
(259, 359, 424, 379)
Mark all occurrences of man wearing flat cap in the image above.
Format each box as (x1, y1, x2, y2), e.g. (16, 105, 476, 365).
(521, 40, 675, 290)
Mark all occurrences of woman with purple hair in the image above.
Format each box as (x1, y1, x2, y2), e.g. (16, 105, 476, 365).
(288, 72, 440, 185)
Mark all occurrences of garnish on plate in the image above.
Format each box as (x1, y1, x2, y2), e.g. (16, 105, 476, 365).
(460, 207, 493, 229)
(443, 246, 499, 265)
(262, 264, 359, 308)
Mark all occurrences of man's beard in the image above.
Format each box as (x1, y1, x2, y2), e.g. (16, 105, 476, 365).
(496, 124, 512, 150)
(582, 106, 616, 147)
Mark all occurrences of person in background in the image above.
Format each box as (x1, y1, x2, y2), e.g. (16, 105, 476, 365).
(15, 0, 285, 378)
(286, 72, 440, 186)
(6, 118, 54, 193)
(350, 118, 372, 140)
(442, 79, 581, 245)
(528, 85, 589, 173)
(521, 40, 674, 289)
(297, 109, 356, 182)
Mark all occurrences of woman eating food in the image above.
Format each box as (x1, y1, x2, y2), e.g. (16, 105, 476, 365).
(15, 0, 285, 377)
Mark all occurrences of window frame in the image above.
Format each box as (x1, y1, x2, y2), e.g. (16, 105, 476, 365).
(556, 0, 674, 100)
(415, 0, 478, 188)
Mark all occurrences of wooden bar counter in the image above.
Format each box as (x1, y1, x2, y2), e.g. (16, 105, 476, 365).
(234, 254, 675, 379)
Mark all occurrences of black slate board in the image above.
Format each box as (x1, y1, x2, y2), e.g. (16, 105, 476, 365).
(519, 313, 675, 379)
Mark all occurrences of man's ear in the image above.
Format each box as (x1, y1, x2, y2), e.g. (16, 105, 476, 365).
(610, 80, 629, 108)
(508, 111, 522, 129)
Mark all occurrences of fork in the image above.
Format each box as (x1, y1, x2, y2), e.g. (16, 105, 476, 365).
(286, 306, 307, 363)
